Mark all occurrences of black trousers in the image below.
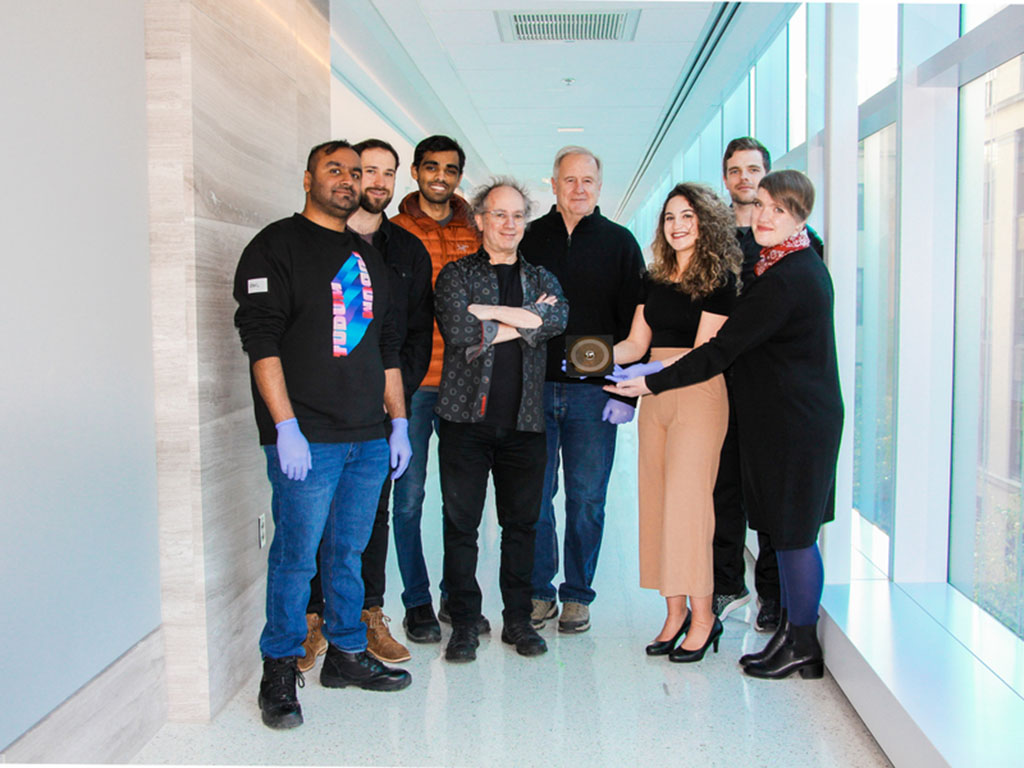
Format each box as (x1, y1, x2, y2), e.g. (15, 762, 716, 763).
(307, 473, 392, 614)
(712, 377, 780, 602)
(438, 420, 546, 627)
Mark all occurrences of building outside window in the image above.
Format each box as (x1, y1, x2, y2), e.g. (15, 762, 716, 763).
(950, 52, 1024, 639)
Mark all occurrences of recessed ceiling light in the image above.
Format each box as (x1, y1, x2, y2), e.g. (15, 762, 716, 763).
(557, 127, 584, 133)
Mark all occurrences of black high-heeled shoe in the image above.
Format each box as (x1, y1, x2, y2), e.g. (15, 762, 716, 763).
(645, 612, 692, 656)
(668, 617, 723, 663)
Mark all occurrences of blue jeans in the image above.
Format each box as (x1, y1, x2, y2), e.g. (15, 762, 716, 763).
(391, 388, 440, 609)
(259, 439, 389, 658)
(532, 382, 618, 605)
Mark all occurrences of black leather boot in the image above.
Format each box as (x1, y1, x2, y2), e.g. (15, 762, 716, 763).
(743, 622, 823, 679)
(739, 609, 789, 666)
(320, 644, 412, 691)
(257, 656, 304, 729)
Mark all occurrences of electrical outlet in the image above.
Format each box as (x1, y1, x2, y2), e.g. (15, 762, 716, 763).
(258, 513, 267, 549)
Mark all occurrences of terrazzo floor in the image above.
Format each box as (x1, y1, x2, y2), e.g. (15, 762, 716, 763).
(133, 424, 890, 767)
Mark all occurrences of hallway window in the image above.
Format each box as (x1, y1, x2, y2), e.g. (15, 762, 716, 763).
(854, 123, 899, 577)
(788, 4, 807, 149)
(858, 3, 897, 104)
(755, 31, 787, 160)
(950, 53, 1024, 639)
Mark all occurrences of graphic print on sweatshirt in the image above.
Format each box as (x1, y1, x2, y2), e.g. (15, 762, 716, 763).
(331, 251, 374, 357)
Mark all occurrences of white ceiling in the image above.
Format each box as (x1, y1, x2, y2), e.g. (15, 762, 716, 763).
(329, 1, 792, 221)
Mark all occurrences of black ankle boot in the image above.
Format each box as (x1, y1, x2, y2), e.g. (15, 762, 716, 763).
(258, 656, 304, 729)
(739, 609, 789, 666)
(744, 622, 823, 679)
(320, 644, 412, 691)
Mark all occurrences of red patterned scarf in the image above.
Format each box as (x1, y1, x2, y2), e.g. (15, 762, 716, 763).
(754, 227, 810, 276)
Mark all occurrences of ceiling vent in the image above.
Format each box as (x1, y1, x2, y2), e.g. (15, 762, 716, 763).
(495, 10, 641, 42)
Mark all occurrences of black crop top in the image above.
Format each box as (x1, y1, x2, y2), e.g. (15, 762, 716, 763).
(641, 272, 736, 348)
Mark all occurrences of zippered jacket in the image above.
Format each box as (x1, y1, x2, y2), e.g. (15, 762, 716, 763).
(519, 205, 645, 388)
(392, 192, 481, 388)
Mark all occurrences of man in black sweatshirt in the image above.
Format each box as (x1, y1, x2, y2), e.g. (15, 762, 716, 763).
(519, 146, 645, 634)
(233, 141, 412, 731)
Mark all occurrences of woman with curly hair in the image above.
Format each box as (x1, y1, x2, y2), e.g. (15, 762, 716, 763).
(611, 182, 741, 662)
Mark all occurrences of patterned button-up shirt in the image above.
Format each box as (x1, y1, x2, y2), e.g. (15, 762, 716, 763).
(434, 248, 568, 432)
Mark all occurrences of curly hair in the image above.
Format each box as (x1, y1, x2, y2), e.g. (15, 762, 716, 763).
(649, 182, 741, 298)
(469, 176, 535, 223)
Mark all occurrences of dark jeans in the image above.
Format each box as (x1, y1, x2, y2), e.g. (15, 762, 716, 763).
(306, 473, 392, 616)
(391, 388, 441, 608)
(532, 382, 618, 605)
(439, 420, 546, 626)
(712, 381, 780, 601)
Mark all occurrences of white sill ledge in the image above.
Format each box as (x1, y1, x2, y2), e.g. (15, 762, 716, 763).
(820, 580, 1024, 767)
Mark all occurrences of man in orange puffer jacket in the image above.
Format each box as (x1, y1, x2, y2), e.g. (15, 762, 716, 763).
(390, 135, 482, 644)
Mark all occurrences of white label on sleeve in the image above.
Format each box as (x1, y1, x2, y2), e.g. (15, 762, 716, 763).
(248, 277, 268, 294)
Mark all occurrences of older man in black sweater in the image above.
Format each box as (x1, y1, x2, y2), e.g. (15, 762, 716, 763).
(519, 146, 645, 634)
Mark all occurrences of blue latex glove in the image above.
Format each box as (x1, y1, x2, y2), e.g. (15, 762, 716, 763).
(605, 360, 664, 383)
(275, 418, 312, 481)
(389, 417, 412, 480)
(560, 358, 587, 379)
(602, 398, 635, 425)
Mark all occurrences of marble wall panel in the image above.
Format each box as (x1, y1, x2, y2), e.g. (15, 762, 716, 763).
(146, 0, 212, 723)
(191, 9, 302, 229)
(195, 218, 258, 419)
(295, 0, 331, 163)
(193, 0, 299, 80)
(1, 630, 167, 763)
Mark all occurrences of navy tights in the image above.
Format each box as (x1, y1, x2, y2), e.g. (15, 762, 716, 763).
(775, 543, 823, 627)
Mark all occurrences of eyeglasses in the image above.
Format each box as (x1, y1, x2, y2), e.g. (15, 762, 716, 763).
(483, 210, 527, 225)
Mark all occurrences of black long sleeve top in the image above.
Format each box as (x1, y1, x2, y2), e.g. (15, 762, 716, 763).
(363, 214, 433, 406)
(519, 206, 645, 396)
(233, 214, 401, 445)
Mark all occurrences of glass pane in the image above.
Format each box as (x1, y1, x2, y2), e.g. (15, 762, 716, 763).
(950, 53, 1024, 639)
(854, 123, 899, 578)
(755, 32, 787, 161)
(788, 4, 807, 149)
(698, 111, 722, 190)
(961, 3, 1008, 34)
(722, 75, 750, 151)
(858, 3, 897, 104)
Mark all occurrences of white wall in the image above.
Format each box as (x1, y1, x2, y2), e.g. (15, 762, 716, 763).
(331, 75, 417, 216)
(0, 0, 160, 750)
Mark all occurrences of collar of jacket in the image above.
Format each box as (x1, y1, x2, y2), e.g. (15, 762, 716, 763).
(537, 204, 603, 235)
(398, 191, 473, 228)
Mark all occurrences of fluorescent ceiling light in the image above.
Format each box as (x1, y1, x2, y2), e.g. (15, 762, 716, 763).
(557, 127, 584, 133)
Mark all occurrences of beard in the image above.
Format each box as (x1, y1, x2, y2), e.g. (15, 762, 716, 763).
(360, 187, 393, 214)
(729, 187, 758, 205)
(310, 183, 359, 218)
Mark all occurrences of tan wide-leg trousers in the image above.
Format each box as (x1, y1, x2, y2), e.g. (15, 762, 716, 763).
(637, 347, 729, 598)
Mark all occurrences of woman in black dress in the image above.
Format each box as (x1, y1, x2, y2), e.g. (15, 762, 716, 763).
(606, 170, 843, 679)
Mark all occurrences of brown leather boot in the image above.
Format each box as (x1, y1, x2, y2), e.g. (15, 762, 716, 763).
(297, 613, 328, 673)
(363, 606, 411, 663)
